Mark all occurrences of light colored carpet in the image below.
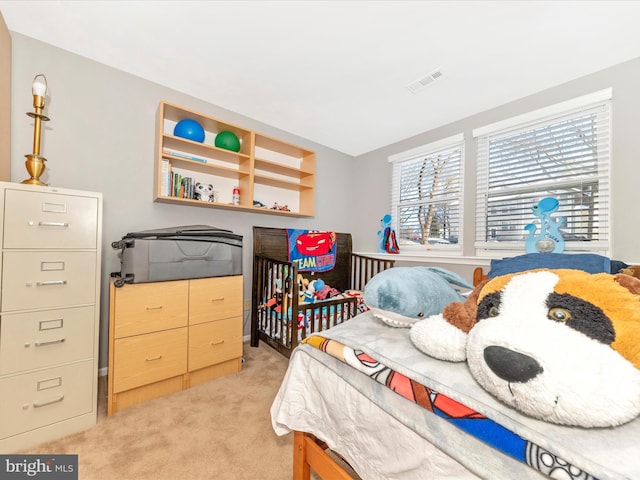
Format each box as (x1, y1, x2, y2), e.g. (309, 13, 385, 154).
(19, 342, 299, 479)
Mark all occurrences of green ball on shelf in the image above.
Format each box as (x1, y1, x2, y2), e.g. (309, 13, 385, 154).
(215, 131, 241, 152)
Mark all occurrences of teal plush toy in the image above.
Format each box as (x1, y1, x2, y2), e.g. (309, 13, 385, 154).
(363, 267, 473, 328)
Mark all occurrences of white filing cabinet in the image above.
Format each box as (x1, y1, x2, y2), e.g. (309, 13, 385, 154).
(0, 182, 102, 452)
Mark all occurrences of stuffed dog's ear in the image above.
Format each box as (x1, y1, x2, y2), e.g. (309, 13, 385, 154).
(410, 279, 488, 362)
(442, 279, 488, 333)
(615, 273, 640, 295)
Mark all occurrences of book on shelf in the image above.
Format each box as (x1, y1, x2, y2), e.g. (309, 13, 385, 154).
(170, 172, 196, 199)
(161, 159, 171, 196)
(162, 148, 208, 164)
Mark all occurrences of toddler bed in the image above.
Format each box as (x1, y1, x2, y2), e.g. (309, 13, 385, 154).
(250, 226, 394, 358)
(272, 253, 640, 480)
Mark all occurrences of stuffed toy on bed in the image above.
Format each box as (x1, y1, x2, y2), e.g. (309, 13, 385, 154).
(363, 267, 473, 328)
(410, 268, 640, 427)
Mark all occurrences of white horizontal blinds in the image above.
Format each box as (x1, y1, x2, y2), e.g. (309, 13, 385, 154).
(475, 94, 611, 251)
(390, 135, 463, 247)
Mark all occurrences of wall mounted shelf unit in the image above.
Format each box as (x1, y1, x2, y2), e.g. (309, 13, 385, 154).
(154, 101, 315, 217)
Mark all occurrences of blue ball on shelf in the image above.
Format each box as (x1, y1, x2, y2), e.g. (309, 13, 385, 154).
(174, 119, 205, 143)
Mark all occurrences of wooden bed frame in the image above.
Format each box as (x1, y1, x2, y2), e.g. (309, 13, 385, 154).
(294, 431, 355, 480)
(251, 227, 395, 358)
(291, 266, 488, 480)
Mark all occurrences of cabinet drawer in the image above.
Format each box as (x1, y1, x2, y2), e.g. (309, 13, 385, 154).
(189, 276, 243, 325)
(188, 317, 242, 371)
(113, 327, 187, 393)
(0, 360, 93, 439)
(2, 251, 97, 312)
(3, 189, 98, 249)
(0, 306, 95, 375)
(112, 281, 188, 338)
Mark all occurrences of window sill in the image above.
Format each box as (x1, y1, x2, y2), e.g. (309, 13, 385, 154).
(355, 251, 493, 267)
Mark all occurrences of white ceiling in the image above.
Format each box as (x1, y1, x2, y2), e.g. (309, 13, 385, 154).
(2, 1, 640, 156)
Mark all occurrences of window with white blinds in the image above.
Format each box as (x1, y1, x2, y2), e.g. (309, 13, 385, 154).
(389, 134, 463, 251)
(473, 89, 611, 255)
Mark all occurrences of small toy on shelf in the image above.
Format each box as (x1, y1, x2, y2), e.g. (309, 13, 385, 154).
(194, 182, 216, 202)
(271, 202, 291, 212)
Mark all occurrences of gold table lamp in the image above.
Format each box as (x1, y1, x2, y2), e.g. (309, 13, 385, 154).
(22, 74, 50, 185)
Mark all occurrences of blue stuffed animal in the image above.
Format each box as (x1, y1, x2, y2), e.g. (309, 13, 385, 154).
(363, 267, 473, 328)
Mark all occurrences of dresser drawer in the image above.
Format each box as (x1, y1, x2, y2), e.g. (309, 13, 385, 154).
(3, 189, 98, 249)
(188, 276, 243, 325)
(112, 281, 188, 338)
(113, 327, 187, 393)
(0, 306, 95, 375)
(1, 251, 97, 312)
(188, 317, 242, 371)
(0, 360, 94, 438)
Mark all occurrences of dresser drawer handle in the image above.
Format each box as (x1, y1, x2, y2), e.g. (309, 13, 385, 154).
(211, 297, 225, 302)
(34, 338, 66, 347)
(36, 280, 67, 286)
(145, 305, 163, 310)
(37, 221, 70, 228)
(33, 395, 65, 408)
(146, 355, 162, 361)
(211, 339, 225, 346)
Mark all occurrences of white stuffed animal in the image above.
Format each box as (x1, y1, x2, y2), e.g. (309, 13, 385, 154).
(194, 182, 215, 202)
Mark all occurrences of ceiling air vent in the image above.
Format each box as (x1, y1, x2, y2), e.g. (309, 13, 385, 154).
(407, 68, 443, 94)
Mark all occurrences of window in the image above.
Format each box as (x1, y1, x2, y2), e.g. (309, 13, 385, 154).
(389, 134, 464, 252)
(474, 89, 611, 255)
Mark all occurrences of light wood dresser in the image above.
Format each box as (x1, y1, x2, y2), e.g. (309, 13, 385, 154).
(108, 275, 243, 415)
(0, 181, 102, 452)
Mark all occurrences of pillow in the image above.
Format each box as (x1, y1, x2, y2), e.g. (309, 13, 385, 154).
(488, 253, 612, 278)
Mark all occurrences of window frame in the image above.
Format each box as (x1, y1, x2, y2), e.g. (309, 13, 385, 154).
(388, 133, 464, 255)
(472, 89, 612, 257)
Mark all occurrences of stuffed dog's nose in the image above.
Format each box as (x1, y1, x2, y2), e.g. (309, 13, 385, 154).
(483, 345, 543, 383)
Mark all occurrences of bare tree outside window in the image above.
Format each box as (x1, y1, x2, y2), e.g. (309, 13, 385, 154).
(394, 144, 462, 247)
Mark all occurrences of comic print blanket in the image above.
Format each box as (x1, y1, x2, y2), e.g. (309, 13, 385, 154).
(286, 229, 337, 272)
(302, 311, 640, 480)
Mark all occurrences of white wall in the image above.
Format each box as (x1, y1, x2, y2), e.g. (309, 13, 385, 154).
(9, 33, 356, 369)
(351, 57, 640, 275)
(10, 32, 640, 370)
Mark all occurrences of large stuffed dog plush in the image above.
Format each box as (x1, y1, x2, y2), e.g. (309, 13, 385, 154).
(410, 268, 640, 427)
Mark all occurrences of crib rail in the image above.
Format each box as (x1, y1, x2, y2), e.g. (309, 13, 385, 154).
(251, 252, 395, 358)
(350, 253, 395, 291)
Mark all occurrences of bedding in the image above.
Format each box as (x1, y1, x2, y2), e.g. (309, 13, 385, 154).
(487, 252, 625, 278)
(272, 311, 640, 480)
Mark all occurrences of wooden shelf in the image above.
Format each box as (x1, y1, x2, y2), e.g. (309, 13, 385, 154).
(154, 101, 315, 217)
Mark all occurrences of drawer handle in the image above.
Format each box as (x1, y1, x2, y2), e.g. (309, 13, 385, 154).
(211, 339, 225, 346)
(37, 221, 70, 228)
(33, 395, 65, 408)
(211, 297, 225, 302)
(34, 338, 66, 347)
(145, 305, 163, 310)
(36, 280, 67, 286)
(146, 355, 163, 361)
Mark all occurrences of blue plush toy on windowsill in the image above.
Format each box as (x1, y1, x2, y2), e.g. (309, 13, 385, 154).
(524, 197, 565, 254)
